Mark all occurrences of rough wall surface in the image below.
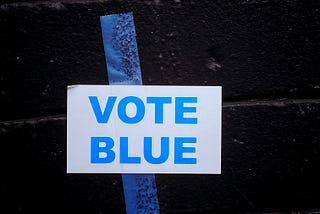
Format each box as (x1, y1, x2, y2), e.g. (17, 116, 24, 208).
(0, 0, 319, 213)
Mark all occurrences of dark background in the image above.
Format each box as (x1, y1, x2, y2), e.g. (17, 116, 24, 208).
(1, 0, 319, 213)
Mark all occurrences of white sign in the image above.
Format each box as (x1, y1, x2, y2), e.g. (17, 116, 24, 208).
(67, 85, 221, 174)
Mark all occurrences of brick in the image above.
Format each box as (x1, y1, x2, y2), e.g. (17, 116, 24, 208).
(0, 0, 320, 120)
(1, 101, 319, 213)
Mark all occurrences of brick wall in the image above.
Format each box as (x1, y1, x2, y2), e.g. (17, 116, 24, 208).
(1, 0, 319, 213)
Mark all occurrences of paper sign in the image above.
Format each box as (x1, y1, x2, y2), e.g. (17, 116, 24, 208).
(67, 85, 221, 174)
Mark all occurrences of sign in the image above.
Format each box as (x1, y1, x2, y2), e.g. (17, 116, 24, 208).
(67, 85, 221, 174)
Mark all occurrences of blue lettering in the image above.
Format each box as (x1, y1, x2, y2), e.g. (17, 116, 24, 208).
(174, 137, 197, 164)
(91, 137, 115, 163)
(175, 97, 198, 124)
(89, 96, 117, 123)
(120, 137, 141, 163)
(118, 96, 145, 124)
(144, 137, 169, 164)
(147, 97, 172, 123)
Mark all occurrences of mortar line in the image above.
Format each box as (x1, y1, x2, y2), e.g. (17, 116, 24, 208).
(1, 98, 319, 126)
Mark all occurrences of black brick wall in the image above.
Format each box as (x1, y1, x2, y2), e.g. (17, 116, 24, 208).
(1, 0, 319, 213)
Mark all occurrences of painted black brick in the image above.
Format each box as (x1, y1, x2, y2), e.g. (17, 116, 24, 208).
(1, 102, 319, 213)
(0, 0, 319, 120)
(0, 0, 320, 213)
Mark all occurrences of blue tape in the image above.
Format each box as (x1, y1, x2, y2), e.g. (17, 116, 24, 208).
(100, 12, 142, 85)
(100, 12, 160, 214)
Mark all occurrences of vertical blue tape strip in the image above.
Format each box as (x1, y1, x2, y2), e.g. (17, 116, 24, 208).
(100, 12, 160, 214)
